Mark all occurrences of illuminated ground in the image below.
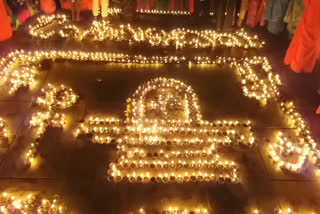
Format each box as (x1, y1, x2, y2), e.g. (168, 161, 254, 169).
(0, 12, 320, 214)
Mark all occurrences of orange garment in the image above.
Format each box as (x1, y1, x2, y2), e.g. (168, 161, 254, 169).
(246, 0, 267, 27)
(40, 0, 56, 14)
(284, 0, 320, 73)
(316, 105, 320, 114)
(61, 0, 92, 10)
(0, 0, 12, 41)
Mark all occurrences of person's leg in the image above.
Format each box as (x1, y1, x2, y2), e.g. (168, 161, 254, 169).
(55, 0, 61, 10)
(193, 0, 199, 15)
(70, 0, 75, 21)
(216, 0, 227, 30)
(237, 0, 248, 27)
(92, 0, 99, 17)
(204, 0, 209, 16)
(222, 0, 237, 30)
(75, 0, 82, 21)
(101, 0, 109, 18)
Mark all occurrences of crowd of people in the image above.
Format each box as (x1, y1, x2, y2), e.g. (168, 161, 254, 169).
(0, 0, 319, 73)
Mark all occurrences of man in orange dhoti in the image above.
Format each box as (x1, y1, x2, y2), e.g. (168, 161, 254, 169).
(284, 0, 320, 73)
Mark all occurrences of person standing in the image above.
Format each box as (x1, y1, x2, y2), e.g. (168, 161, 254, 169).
(211, 0, 237, 30)
(92, 0, 109, 19)
(0, 0, 12, 41)
(284, 0, 320, 73)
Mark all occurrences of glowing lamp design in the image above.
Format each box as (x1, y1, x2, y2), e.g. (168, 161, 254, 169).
(76, 77, 255, 184)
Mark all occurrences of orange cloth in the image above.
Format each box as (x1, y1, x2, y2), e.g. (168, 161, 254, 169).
(0, 0, 12, 41)
(40, 0, 56, 14)
(284, 0, 320, 73)
(316, 105, 320, 114)
(61, 0, 93, 10)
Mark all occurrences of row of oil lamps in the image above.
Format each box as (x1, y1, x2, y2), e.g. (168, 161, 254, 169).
(114, 158, 237, 170)
(136, 207, 208, 214)
(107, 169, 239, 184)
(87, 135, 254, 147)
(77, 124, 249, 136)
(85, 116, 252, 127)
(0, 51, 278, 105)
(28, 14, 263, 49)
(136, 207, 314, 214)
(0, 192, 68, 214)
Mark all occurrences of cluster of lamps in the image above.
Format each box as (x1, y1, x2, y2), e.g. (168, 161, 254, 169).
(137, 207, 208, 214)
(1, 50, 318, 177)
(130, 77, 201, 123)
(26, 111, 65, 166)
(29, 111, 66, 138)
(194, 56, 281, 104)
(26, 84, 78, 166)
(108, 152, 239, 183)
(0, 118, 8, 142)
(73, 78, 254, 183)
(136, 206, 319, 214)
(253, 207, 318, 214)
(76, 120, 253, 148)
(0, 51, 37, 94)
(24, 142, 39, 167)
(134, 206, 319, 214)
(37, 84, 79, 110)
(0, 192, 67, 214)
(267, 102, 320, 174)
(28, 14, 263, 49)
(268, 131, 308, 173)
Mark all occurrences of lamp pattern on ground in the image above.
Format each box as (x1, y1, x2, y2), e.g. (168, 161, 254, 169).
(0, 51, 37, 94)
(0, 192, 68, 214)
(0, 29, 320, 213)
(36, 83, 79, 110)
(75, 77, 255, 184)
(25, 83, 78, 167)
(267, 102, 320, 174)
(28, 14, 264, 49)
(0, 51, 280, 105)
(1, 50, 317, 176)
